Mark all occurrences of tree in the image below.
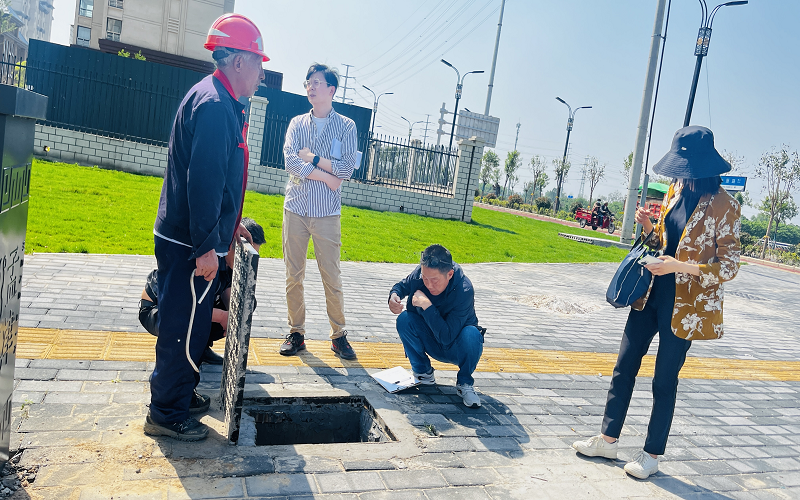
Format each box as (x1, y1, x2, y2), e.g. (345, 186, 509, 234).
(621, 151, 633, 184)
(522, 181, 535, 203)
(502, 150, 521, 199)
(1, 0, 15, 36)
(479, 150, 499, 195)
(534, 172, 549, 199)
(586, 156, 606, 207)
(528, 155, 546, 197)
(552, 158, 571, 212)
(754, 146, 800, 258)
(759, 196, 798, 243)
(721, 149, 745, 174)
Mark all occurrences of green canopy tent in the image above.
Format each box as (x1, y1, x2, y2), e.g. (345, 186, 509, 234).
(638, 182, 669, 200)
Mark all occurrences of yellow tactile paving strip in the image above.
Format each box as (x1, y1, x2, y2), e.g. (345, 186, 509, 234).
(16, 327, 800, 381)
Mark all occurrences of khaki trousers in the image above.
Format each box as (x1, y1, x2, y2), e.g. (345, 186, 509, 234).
(282, 209, 346, 339)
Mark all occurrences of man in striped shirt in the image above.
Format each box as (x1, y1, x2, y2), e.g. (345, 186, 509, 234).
(280, 63, 358, 360)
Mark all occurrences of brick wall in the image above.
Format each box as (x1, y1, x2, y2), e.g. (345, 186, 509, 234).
(34, 124, 168, 178)
(34, 95, 484, 221)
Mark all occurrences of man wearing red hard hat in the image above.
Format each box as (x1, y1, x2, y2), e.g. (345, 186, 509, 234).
(144, 13, 267, 442)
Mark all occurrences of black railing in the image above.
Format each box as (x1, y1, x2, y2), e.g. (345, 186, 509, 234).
(0, 55, 26, 88)
(258, 113, 459, 197)
(360, 135, 459, 196)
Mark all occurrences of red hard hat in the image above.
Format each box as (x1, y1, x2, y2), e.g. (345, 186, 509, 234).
(204, 13, 269, 62)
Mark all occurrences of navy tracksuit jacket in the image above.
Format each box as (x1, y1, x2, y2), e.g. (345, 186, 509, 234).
(149, 73, 246, 425)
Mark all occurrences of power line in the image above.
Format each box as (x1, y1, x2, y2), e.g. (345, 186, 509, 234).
(363, 2, 497, 89)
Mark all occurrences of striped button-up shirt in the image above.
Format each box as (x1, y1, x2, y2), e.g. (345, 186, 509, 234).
(283, 109, 358, 217)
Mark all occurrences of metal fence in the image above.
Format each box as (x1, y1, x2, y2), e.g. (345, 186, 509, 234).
(361, 135, 459, 196)
(0, 54, 26, 88)
(258, 116, 459, 197)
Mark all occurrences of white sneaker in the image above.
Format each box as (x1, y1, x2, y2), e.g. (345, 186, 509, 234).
(571, 435, 618, 459)
(624, 450, 659, 479)
(456, 384, 481, 408)
(413, 369, 436, 385)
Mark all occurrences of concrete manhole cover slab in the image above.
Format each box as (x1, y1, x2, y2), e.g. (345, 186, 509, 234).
(505, 294, 600, 314)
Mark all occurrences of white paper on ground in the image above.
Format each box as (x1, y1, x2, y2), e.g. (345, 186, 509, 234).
(371, 366, 420, 393)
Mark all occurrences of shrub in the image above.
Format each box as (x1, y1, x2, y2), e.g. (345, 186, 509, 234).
(534, 197, 551, 211)
(571, 202, 583, 215)
(507, 194, 523, 209)
(485, 193, 497, 201)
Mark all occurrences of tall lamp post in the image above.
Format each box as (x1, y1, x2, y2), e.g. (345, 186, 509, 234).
(554, 97, 591, 214)
(683, 1, 747, 126)
(441, 59, 483, 149)
(401, 116, 424, 140)
(363, 85, 393, 137)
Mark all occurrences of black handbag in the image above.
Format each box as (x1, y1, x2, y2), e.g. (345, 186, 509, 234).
(606, 233, 655, 308)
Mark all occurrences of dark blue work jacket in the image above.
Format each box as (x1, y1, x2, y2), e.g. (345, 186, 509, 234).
(154, 74, 246, 259)
(389, 263, 479, 349)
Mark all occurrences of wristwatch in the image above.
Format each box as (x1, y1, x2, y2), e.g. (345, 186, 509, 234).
(312, 155, 320, 166)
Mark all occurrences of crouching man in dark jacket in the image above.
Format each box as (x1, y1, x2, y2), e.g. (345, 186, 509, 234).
(388, 244, 484, 408)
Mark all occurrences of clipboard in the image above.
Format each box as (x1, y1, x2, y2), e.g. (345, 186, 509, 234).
(370, 366, 421, 393)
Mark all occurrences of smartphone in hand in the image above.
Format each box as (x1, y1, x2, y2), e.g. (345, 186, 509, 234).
(639, 254, 662, 265)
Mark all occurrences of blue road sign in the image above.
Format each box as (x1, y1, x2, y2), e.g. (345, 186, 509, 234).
(721, 175, 747, 192)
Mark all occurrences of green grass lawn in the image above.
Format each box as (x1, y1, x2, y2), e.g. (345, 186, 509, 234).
(27, 160, 628, 263)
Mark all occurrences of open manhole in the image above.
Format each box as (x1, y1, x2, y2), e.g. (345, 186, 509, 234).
(245, 396, 396, 446)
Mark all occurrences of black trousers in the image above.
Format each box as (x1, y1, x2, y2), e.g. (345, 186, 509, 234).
(149, 238, 219, 425)
(601, 274, 692, 455)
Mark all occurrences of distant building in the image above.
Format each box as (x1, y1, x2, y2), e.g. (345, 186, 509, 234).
(70, 0, 237, 72)
(1, 5, 28, 59)
(9, 0, 54, 45)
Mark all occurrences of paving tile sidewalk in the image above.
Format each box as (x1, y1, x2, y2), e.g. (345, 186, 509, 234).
(18, 254, 800, 361)
(8, 359, 800, 499)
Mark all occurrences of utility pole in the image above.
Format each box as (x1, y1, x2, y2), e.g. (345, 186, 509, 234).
(513, 121, 520, 150)
(578, 156, 588, 200)
(340, 63, 355, 104)
(620, 0, 667, 244)
(484, 0, 506, 116)
(422, 114, 431, 144)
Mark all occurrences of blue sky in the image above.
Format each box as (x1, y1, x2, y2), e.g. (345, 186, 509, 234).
(50, 0, 800, 222)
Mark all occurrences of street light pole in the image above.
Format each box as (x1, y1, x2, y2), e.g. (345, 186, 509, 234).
(554, 97, 591, 214)
(683, 1, 748, 126)
(441, 59, 483, 150)
(363, 85, 393, 137)
(401, 116, 424, 140)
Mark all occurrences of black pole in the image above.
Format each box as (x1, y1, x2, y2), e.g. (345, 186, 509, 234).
(554, 126, 571, 214)
(683, 54, 704, 127)
(448, 94, 461, 150)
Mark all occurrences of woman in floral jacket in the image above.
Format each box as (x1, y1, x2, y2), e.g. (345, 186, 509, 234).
(573, 126, 741, 479)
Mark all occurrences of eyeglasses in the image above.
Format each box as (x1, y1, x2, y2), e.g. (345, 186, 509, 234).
(303, 79, 330, 90)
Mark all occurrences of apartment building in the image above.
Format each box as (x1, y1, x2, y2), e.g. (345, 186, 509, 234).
(1, 0, 54, 58)
(71, 0, 235, 65)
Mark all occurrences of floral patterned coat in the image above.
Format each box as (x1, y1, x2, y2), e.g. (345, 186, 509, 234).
(632, 184, 741, 340)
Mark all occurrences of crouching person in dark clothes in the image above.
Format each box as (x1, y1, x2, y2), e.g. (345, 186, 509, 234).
(388, 244, 484, 408)
(144, 13, 269, 442)
(139, 217, 266, 367)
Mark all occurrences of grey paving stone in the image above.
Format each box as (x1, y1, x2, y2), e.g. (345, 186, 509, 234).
(57, 369, 119, 381)
(342, 460, 396, 471)
(28, 359, 91, 371)
(168, 476, 245, 499)
(14, 368, 59, 380)
(88, 360, 148, 371)
(15, 358, 30, 368)
(357, 491, 426, 500)
(44, 392, 112, 405)
(423, 487, 493, 500)
(248, 473, 319, 497)
(379, 470, 447, 490)
(439, 467, 501, 486)
(273, 456, 343, 474)
(16, 380, 84, 392)
(315, 471, 386, 493)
